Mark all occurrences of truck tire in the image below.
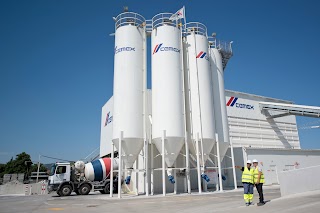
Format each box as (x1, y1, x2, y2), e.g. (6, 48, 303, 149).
(103, 182, 117, 194)
(103, 182, 111, 194)
(79, 184, 91, 195)
(59, 185, 72, 196)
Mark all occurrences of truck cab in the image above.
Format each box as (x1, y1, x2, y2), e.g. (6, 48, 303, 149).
(48, 162, 71, 192)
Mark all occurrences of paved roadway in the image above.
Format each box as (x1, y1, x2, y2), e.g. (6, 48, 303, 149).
(0, 186, 320, 213)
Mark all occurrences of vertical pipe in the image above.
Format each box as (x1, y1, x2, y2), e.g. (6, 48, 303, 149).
(196, 133, 202, 193)
(142, 18, 147, 197)
(118, 131, 123, 198)
(151, 135, 154, 195)
(110, 143, 114, 197)
(145, 136, 149, 196)
(185, 135, 191, 194)
(162, 130, 166, 196)
(181, 22, 191, 196)
(216, 133, 223, 192)
(36, 154, 40, 183)
(174, 161, 177, 194)
(200, 137, 206, 192)
(214, 152, 219, 191)
(230, 142, 238, 189)
(135, 158, 139, 195)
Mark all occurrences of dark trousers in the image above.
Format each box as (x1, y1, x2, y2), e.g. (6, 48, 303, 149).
(255, 183, 264, 203)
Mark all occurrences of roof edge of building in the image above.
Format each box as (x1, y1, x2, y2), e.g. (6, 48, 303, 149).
(225, 89, 293, 104)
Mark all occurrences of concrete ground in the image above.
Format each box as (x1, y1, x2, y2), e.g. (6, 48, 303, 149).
(0, 186, 320, 213)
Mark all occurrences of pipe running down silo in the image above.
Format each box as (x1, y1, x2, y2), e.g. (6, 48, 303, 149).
(183, 22, 216, 185)
(112, 12, 147, 186)
(151, 13, 185, 185)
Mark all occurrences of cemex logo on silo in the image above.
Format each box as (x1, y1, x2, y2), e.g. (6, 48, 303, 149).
(196, 51, 209, 61)
(153, 43, 180, 54)
(226, 97, 254, 110)
(114, 46, 135, 54)
(104, 112, 113, 126)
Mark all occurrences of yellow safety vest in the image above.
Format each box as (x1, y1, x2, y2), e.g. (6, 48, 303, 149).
(242, 167, 254, 184)
(254, 167, 265, 184)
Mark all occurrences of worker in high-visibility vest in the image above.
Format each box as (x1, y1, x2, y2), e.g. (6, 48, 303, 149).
(252, 159, 265, 206)
(236, 160, 254, 206)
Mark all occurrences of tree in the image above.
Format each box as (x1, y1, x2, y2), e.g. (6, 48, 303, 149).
(0, 164, 5, 178)
(30, 164, 48, 173)
(0, 152, 50, 178)
(16, 152, 31, 174)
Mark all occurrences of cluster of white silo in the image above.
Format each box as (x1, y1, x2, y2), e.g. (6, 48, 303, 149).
(110, 9, 236, 197)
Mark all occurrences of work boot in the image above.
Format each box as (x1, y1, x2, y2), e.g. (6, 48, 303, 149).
(257, 202, 265, 206)
(246, 203, 250, 206)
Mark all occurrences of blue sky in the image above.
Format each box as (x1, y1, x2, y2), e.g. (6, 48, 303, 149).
(1, 0, 319, 164)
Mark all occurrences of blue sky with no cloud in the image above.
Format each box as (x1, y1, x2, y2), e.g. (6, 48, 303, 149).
(0, 0, 319, 163)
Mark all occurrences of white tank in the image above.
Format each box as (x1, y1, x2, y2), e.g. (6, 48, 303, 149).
(112, 12, 146, 169)
(75, 161, 85, 172)
(84, 158, 119, 181)
(151, 13, 185, 167)
(209, 40, 230, 147)
(184, 23, 215, 163)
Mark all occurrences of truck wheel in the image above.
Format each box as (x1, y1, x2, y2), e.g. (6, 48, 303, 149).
(79, 184, 91, 195)
(60, 185, 72, 196)
(103, 182, 111, 194)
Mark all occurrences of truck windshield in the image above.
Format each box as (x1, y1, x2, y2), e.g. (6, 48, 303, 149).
(50, 164, 57, 176)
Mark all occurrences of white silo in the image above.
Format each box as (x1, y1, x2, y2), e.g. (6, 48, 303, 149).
(209, 38, 237, 190)
(151, 13, 185, 184)
(112, 12, 146, 184)
(184, 23, 215, 182)
(209, 40, 230, 146)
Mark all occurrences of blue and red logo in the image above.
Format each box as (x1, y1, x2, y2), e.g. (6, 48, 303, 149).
(153, 43, 180, 54)
(104, 112, 113, 126)
(226, 97, 254, 110)
(196, 51, 206, 58)
(196, 51, 209, 60)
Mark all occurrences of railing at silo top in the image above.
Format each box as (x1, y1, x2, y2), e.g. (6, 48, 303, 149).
(184, 22, 207, 37)
(115, 12, 146, 30)
(209, 38, 233, 55)
(152, 13, 183, 29)
(208, 37, 233, 70)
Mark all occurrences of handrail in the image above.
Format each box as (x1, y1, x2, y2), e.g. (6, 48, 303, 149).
(208, 37, 233, 55)
(152, 13, 181, 29)
(115, 12, 146, 29)
(185, 22, 207, 37)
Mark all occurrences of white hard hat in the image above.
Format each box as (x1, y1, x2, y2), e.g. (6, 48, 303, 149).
(247, 160, 252, 164)
(252, 159, 258, 163)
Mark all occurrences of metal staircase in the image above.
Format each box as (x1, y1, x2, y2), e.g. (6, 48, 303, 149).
(215, 40, 233, 70)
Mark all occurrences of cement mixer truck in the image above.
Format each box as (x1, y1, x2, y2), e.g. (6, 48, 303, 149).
(47, 157, 120, 196)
